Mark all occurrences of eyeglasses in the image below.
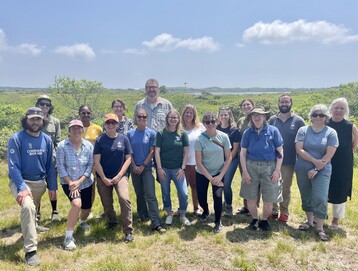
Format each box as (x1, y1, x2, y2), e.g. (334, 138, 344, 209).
(137, 115, 147, 119)
(204, 120, 216, 125)
(168, 117, 179, 120)
(106, 120, 118, 125)
(39, 102, 51, 107)
(146, 86, 158, 89)
(311, 113, 326, 118)
(81, 112, 91, 116)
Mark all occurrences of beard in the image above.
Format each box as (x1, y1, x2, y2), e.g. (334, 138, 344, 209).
(279, 105, 292, 114)
(26, 121, 43, 133)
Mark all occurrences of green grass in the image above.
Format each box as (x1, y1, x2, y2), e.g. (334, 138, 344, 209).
(1, 162, 358, 270)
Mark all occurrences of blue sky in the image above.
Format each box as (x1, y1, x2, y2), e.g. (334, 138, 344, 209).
(1, 1, 357, 89)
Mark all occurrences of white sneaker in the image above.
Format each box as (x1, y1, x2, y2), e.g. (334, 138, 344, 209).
(63, 236, 76, 251)
(87, 212, 94, 219)
(36, 225, 50, 232)
(165, 215, 173, 225)
(180, 215, 191, 226)
(79, 221, 90, 231)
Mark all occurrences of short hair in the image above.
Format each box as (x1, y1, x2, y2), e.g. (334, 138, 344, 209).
(278, 94, 293, 104)
(165, 109, 182, 136)
(202, 111, 217, 123)
(36, 98, 54, 115)
(308, 104, 330, 121)
(21, 116, 49, 130)
(329, 97, 349, 119)
(111, 99, 126, 110)
(78, 105, 92, 115)
(145, 78, 159, 88)
(181, 105, 200, 129)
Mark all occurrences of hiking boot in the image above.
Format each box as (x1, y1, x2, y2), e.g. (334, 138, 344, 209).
(153, 225, 166, 234)
(214, 221, 223, 233)
(224, 205, 233, 217)
(63, 236, 76, 251)
(249, 219, 259, 230)
(51, 211, 60, 222)
(36, 225, 50, 232)
(259, 220, 271, 231)
(79, 221, 90, 231)
(200, 212, 210, 222)
(25, 251, 40, 266)
(124, 233, 134, 243)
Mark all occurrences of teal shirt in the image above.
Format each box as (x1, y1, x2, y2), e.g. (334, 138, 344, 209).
(194, 131, 231, 176)
(155, 129, 189, 169)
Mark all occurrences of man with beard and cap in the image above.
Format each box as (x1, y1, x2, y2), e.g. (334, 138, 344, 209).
(134, 78, 173, 132)
(269, 95, 305, 222)
(7, 107, 57, 266)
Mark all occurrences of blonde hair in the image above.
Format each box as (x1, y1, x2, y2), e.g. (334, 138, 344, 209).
(165, 109, 183, 136)
(329, 97, 349, 119)
(181, 105, 200, 129)
(218, 106, 237, 129)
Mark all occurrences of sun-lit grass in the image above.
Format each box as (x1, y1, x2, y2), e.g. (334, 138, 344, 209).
(1, 162, 358, 270)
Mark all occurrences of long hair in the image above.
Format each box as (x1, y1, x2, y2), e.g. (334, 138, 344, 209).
(329, 97, 349, 119)
(181, 105, 200, 129)
(218, 106, 237, 129)
(165, 109, 182, 136)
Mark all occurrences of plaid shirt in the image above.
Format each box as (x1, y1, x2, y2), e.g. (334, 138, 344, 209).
(56, 138, 94, 190)
(134, 97, 173, 132)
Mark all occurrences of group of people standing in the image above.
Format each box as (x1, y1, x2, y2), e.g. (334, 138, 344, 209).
(7, 78, 358, 266)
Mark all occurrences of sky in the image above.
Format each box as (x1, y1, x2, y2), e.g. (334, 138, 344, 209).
(0, 0, 358, 89)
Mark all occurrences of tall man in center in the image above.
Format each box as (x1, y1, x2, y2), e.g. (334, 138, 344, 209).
(269, 94, 305, 222)
(134, 78, 173, 132)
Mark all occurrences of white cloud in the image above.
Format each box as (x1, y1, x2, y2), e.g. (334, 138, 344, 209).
(243, 19, 358, 45)
(123, 48, 147, 55)
(54, 43, 96, 60)
(141, 33, 219, 52)
(0, 28, 42, 55)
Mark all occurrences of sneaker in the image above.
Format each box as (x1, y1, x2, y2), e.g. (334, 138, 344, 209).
(224, 205, 233, 217)
(237, 206, 249, 214)
(36, 225, 50, 232)
(249, 219, 259, 230)
(51, 211, 60, 222)
(24, 251, 40, 266)
(214, 221, 223, 233)
(87, 212, 94, 219)
(165, 215, 173, 225)
(79, 221, 90, 231)
(200, 212, 210, 222)
(278, 214, 289, 222)
(63, 236, 76, 251)
(124, 233, 134, 243)
(180, 215, 191, 226)
(36, 211, 41, 221)
(258, 220, 271, 231)
(153, 225, 166, 234)
(194, 208, 201, 216)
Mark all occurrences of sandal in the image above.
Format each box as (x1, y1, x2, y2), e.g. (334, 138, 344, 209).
(329, 223, 339, 230)
(317, 230, 329, 241)
(298, 221, 313, 231)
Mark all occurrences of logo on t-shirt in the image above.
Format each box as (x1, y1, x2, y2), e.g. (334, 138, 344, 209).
(117, 141, 123, 148)
(144, 136, 149, 143)
(175, 136, 181, 142)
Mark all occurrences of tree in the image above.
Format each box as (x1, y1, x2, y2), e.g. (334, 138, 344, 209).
(49, 76, 104, 112)
(159, 85, 167, 94)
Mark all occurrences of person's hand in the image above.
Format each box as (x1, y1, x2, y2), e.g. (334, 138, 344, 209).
(242, 171, 252, 185)
(133, 165, 142, 175)
(176, 168, 185, 180)
(271, 169, 280, 183)
(308, 169, 318, 180)
(68, 180, 78, 191)
(69, 188, 80, 199)
(211, 176, 224, 187)
(313, 159, 326, 171)
(112, 175, 122, 185)
(16, 189, 32, 205)
(158, 168, 166, 181)
(102, 177, 113, 186)
(48, 190, 57, 200)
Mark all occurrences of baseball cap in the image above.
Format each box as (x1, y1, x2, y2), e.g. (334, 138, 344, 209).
(68, 119, 84, 129)
(26, 107, 44, 119)
(104, 113, 119, 123)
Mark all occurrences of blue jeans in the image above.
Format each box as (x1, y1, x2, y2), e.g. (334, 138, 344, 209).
(196, 172, 223, 223)
(160, 168, 188, 213)
(223, 156, 239, 206)
(131, 167, 162, 229)
(296, 170, 330, 219)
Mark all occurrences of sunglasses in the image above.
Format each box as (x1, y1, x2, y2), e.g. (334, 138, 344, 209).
(204, 120, 216, 125)
(137, 115, 147, 119)
(106, 120, 118, 125)
(39, 102, 51, 107)
(311, 113, 326, 118)
(81, 112, 91, 116)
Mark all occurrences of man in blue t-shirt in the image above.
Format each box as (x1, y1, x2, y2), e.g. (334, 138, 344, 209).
(7, 107, 57, 266)
(269, 95, 305, 222)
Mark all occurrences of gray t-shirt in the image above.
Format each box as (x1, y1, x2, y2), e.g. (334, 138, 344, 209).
(194, 131, 231, 176)
(269, 113, 305, 165)
(294, 125, 339, 176)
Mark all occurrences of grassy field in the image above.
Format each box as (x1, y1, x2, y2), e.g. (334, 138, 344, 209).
(1, 161, 358, 271)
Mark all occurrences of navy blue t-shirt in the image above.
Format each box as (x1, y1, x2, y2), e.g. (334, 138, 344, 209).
(94, 133, 133, 178)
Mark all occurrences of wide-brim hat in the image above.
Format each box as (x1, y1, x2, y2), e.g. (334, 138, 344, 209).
(68, 119, 84, 129)
(246, 106, 270, 120)
(26, 107, 44, 119)
(104, 113, 119, 123)
(37, 94, 52, 103)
